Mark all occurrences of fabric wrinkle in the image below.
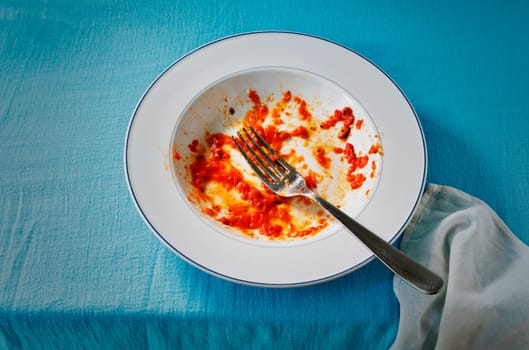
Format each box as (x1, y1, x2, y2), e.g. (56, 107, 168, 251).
(391, 184, 529, 350)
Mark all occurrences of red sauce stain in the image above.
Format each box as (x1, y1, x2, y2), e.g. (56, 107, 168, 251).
(270, 91, 292, 125)
(188, 139, 200, 152)
(293, 96, 312, 121)
(368, 143, 383, 155)
(282, 90, 292, 103)
(245, 89, 269, 126)
(320, 107, 354, 132)
(173, 150, 181, 160)
(370, 160, 377, 178)
(347, 173, 366, 190)
(304, 170, 319, 190)
(291, 125, 309, 139)
(182, 89, 381, 240)
(314, 146, 331, 169)
(344, 143, 368, 189)
(355, 119, 364, 130)
(320, 109, 343, 129)
(338, 110, 354, 140)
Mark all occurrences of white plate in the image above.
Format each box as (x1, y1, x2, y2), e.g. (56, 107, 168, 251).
(124, 32, 426, 287)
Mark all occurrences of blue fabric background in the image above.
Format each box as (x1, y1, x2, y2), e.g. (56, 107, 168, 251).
(1, 0, 528, 348)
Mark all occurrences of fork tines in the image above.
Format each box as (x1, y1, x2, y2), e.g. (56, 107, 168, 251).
(232, 127, 291, 184)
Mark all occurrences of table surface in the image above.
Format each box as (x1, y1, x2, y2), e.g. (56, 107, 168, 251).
(2, 1, 529, 348)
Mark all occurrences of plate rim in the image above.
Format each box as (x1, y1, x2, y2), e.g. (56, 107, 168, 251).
(124, 30, 427, 287)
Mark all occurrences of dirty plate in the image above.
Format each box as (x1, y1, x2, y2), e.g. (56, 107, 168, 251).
(124, 32, 426, 287)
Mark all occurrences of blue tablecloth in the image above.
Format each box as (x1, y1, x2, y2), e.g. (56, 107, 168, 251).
(1, 1, 528, 348)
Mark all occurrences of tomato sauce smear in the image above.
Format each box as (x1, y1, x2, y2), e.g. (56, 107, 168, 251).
(178, 89, 382, 240)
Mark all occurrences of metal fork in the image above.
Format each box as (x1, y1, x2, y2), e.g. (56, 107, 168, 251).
(233, 126, 443, 294)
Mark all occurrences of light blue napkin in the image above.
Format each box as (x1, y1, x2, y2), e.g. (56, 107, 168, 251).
(391, 184, 529, 349)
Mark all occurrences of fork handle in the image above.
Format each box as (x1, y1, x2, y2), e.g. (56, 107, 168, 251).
(315, 196, 443, 294)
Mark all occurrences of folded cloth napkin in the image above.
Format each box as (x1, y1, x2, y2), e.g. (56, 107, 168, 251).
(391, 184, 529, 350)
